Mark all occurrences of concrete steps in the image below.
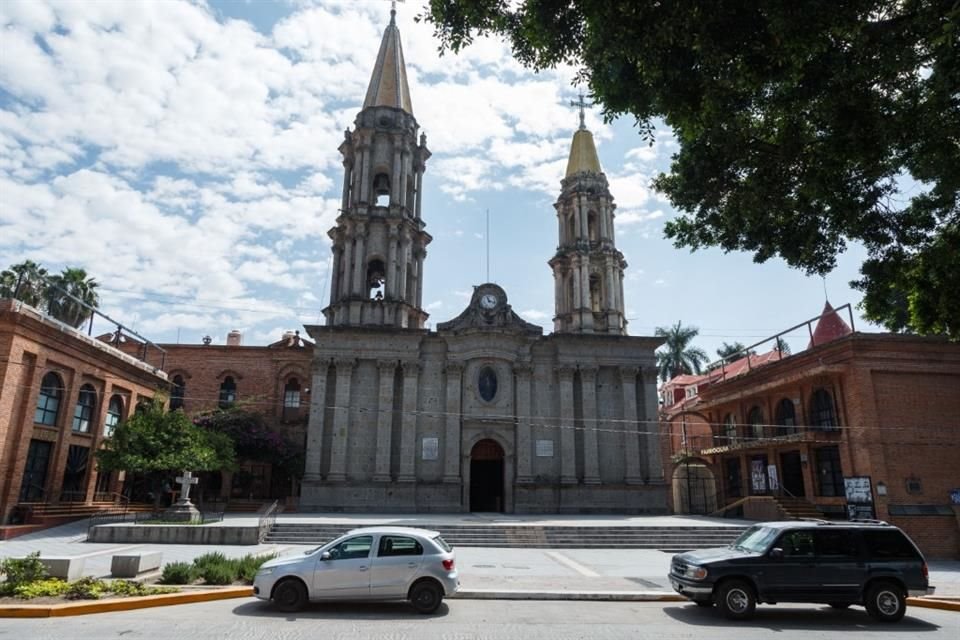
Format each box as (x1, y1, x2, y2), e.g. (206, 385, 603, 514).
(774, 497, 822, 519)
(263, 522, 748, 551)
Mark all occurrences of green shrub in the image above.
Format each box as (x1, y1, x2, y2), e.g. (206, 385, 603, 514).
(65, 576, 109, 600)
(192, 552, 227, 572)
(13, 578, 67, 599)
(201, 562, 236, 585)
(159, 562, 195, 585)
(236, 553, 277, 584)
(107, 580, 178, 597)
(0, 552, 48, 594)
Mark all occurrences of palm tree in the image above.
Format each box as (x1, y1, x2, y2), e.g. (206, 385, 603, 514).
(0, 260, 49, 307)
(655, 321, 709, 381)
(46, 268, 100, 328)
(716, 341, 749, 359)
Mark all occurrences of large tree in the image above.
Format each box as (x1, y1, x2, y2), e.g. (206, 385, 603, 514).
(655, 321, 709, 381)
(0, 261, 49, 308)
(422, 1, 960, 338)
(97, 399, 235, 508)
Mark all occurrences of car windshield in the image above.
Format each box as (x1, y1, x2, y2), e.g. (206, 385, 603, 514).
(730, 526, 779, 553)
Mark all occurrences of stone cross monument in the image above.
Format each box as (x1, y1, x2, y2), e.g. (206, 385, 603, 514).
(163, 470, 201, 522)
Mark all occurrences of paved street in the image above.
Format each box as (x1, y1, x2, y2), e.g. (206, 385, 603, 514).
(2, 598, 958, 640)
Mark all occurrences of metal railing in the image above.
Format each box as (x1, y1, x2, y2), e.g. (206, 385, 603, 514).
(258, 500, 280, 543)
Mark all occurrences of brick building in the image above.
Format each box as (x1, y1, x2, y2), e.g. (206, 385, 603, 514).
(98, 329, 313, 502)
(661, 304, 960, 558)
(0, 299, 167, 524)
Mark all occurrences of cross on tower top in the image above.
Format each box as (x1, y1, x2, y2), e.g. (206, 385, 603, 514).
(387, 0, 404, 24)
(569, 91, 593, 130)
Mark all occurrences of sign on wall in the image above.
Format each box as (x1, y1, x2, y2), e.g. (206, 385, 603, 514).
(767, 465, 779, 492)
(751, 459, 767, 493)
(421, 437, 439, 461)
(535, 439, 554, 457)
(844, 476, 873, 504)
(950, 488, 960, 505)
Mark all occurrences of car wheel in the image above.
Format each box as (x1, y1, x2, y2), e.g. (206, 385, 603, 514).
(829, 602, 851, 609)
(865, 582, 906, 623)
(716, 580, 756, 620)
(272, 578, 307, 613)
(410, 580, 443, 614)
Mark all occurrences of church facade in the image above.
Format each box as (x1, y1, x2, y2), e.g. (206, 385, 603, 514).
(300, 11, 667, 513)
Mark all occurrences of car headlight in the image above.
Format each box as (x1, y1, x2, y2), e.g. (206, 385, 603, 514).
(689, 566, 708, 580)
(256, 567, 274, 576)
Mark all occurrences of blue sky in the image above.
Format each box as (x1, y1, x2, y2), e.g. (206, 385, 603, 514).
(0, 0, 876, 361)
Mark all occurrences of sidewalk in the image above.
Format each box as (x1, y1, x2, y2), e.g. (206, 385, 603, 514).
(2, 518, 959, 599)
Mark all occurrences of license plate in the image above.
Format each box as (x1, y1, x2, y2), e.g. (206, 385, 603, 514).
(671, 579, 682, 591)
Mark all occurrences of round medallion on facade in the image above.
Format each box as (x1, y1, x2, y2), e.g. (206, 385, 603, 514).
(478, 366, 498, 402)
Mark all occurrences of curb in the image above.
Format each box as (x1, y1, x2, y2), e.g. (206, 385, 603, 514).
(453, 590, 686, 602)
(0, 586, 253, 618)
(907, 597, 960, 613)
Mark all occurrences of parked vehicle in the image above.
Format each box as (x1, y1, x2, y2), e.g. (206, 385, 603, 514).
(669, 520, 934, 622)
(253, 526, 459, 613)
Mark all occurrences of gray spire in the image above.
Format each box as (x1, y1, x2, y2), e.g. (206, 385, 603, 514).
(363, 9, 413, 114)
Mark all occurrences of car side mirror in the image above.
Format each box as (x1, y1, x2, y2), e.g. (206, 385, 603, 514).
(321, 551, 332, 561)
(769, 547, 784, 560)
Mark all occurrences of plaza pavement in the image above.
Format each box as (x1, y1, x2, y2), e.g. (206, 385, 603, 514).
(2, 514, 959, 599)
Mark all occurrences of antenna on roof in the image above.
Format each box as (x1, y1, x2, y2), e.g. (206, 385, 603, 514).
(822, 275, 829, 303)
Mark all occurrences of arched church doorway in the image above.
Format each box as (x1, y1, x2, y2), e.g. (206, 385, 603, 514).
(469, 439, 505, 512)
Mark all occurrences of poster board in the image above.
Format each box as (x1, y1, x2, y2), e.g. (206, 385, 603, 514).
(844, 476, 873, 504)
(535, 439, 554, 457)
(421, 437, 439, 460)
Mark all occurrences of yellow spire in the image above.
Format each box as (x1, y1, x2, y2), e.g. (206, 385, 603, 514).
(363, 9, 413, 114)
(565, 128, 602, 177)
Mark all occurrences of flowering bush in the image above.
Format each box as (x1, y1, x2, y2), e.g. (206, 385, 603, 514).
(193, 409, 304, 476)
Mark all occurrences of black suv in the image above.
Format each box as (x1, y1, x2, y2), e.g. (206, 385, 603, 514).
(669, 520, 934, 622)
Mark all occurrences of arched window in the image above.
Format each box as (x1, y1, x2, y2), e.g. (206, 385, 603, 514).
(35, 372, 63, 426)
(567, 212, 577, 244)
(373, 172, 390, 207)
(72, 384, 97, 433)
(774, 398, 797, 436)
(283, 378, 301, 421)
(104, 395, 124, 437)
(170, 375, 185, 411)
(723, 413, 738, 446)
(219, 376, 237, 409)
(747, 406, 764, 440)
(810, 388, 837, 431)
(587, 210, 599, 243)
(366, 259, 386, 300)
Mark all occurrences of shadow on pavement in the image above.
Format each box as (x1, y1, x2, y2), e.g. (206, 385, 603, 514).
(662, 603, 941, 632)
(232, 599, 450, 620)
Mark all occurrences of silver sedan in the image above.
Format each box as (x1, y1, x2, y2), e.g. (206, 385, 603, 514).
(253, 526, 459, 614)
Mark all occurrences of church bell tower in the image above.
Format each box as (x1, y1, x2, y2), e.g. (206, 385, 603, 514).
(323, 8, 431, 329)
(549, 97, 627, 335)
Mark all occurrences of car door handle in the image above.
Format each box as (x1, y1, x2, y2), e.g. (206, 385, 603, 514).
(359, 566, 368, 571)
(407, 563, 418, 568)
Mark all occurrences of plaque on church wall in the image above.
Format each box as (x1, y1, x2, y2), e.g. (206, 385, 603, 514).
(535, 439, 554, 457)
(422, 437, 439, 460)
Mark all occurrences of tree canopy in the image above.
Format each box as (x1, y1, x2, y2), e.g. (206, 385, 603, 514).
(655, 321, 709, 381)
(422, 1, 960, 338)
(97, 399, 235, 505)
(192, 408, 304, 477)
(1, 261, 100, 328)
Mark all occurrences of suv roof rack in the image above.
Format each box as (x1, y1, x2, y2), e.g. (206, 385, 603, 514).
(847, 518, 890, 526)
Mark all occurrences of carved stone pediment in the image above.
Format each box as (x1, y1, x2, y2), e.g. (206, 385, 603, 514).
(437, 283, 543, 336)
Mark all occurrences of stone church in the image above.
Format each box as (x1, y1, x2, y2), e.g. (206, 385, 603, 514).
(300, 10, 666, 513)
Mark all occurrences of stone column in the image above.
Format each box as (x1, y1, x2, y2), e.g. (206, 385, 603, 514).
(341, 228, 354, 301)
(552, 264, 563, 318)
(415, 249, 425, 309)
(397, 360, 419, 482)
(399, 229, 411, 302)
(571, 256, 582, 311)
(386, 224, 398, 300)
(443, 363, 463, 483)
(361, 143, 372, 204)
(514, 363, 533, 483)
(326, 358, 355, 482)
(579, 195, 589, 238)
(302, 359, 329, 481)
(341, 163, 351, 211)
(373, 360, 396, 482)
(84, 384, 112, 502)
(414, 169, 423, 219)
(580, 367, 601, 484)
(557, 366, 577, 484)
(579, 256, 590, 309)
(392, 137, 402, 206)
(605, 257, 616, 313)
(330, 245, 342, 302)
(641, 367, 665, 482)
(620, 367, 643, 484)
(351, 223, 366, 296)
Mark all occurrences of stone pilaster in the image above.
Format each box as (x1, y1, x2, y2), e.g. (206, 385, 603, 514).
(351, 222, 367, 296)
(303, 359, 329, 481)
(620, 366, 643, 484)
(326, 358, 355, 482)
(443, 362, 463, 483)
(386, 223, 398, 299)
(642, 367, 665, 482)
(580, 366, 601, 484)
(514, 363, 533, 483)
(557, 365, 577, 484)
(373, 360, 396, 482)
(397, 360, 420, 482)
